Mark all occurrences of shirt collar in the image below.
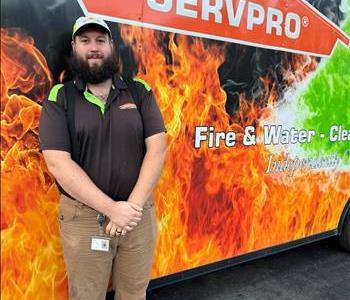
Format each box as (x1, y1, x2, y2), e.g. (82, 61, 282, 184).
(113, 74, 128, 90)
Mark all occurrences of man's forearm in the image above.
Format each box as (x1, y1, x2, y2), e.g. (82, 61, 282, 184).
(127, 147, 166, 207)
(45, 153, 115, 216)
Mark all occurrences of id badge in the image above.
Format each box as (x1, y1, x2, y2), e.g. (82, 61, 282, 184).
(91, 235, 111, 252)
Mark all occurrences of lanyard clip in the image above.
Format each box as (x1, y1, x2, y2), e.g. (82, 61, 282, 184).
(97, 213, 106, 235)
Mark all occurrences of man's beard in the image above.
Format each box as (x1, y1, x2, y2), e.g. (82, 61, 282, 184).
(69, 52, 119, 84)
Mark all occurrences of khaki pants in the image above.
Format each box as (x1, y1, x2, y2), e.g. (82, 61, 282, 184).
(58, 194, 158, 300)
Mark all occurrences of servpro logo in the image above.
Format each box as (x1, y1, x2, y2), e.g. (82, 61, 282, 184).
(77, 0, 350, 57)
(147, 0, 303, 40)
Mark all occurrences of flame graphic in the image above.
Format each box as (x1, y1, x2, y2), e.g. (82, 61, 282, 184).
(119, 26, 349, 277)
(1, 29, 67, 299)
(1, 25, 349, 300)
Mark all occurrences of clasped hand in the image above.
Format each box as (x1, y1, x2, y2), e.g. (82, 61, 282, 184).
(106, 201, 143, 236)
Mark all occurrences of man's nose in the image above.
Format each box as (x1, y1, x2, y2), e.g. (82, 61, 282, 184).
(88, 41, 99, 51)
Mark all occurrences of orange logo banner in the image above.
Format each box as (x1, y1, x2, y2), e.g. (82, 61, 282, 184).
(78, 0, 349, 57)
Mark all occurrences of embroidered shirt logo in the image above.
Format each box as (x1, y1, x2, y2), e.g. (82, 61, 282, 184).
(119, 103, 137, 109)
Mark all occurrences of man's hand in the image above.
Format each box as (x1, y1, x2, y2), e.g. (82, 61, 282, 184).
(105, 222, 130, 236)
(105, 201, 143, 236)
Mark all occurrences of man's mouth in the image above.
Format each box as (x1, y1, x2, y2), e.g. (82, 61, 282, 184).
(87, 54, 103, 60)
(87, 55, 103, 66)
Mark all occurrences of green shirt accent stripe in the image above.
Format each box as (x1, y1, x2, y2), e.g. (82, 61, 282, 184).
(133, 77, 151, 91)
(48, 84, 64, 102)
(83, 91, 105, 114)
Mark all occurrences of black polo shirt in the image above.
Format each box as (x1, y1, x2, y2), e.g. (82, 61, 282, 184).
(39, 74, 166, 201)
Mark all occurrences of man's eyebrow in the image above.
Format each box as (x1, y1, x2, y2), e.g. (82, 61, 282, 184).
(77, 34, 89, 39)
(76, 33, 109, 40)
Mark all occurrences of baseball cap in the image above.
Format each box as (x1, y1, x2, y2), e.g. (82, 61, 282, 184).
(72, 16, 111, 39)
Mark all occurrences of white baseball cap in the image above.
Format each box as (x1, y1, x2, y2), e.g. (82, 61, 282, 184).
(72, 16, 111, 38)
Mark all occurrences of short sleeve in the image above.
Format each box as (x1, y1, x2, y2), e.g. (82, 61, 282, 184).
(39, 86, 71, 152)
(140, 90, 166, 138)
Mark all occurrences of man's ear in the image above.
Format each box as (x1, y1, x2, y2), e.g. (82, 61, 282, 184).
(109, 39, 114, 51)
(71, 40, 76, 51)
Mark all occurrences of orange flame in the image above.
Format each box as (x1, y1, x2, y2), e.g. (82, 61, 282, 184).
(119, 25, 349, 277)
(1, 23, 349, 300)
(1, 29, 67, 299)
(283, 53, 318, 85)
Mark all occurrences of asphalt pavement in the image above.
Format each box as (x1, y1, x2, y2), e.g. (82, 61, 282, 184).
(146, 238, 350, 300)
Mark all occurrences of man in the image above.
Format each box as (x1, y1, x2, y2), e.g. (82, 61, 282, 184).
(39, 16, 166, 300)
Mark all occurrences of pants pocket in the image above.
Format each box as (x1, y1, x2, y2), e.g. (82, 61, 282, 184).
(143, 197, 154, 210)
(58, 195, 79, 223)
